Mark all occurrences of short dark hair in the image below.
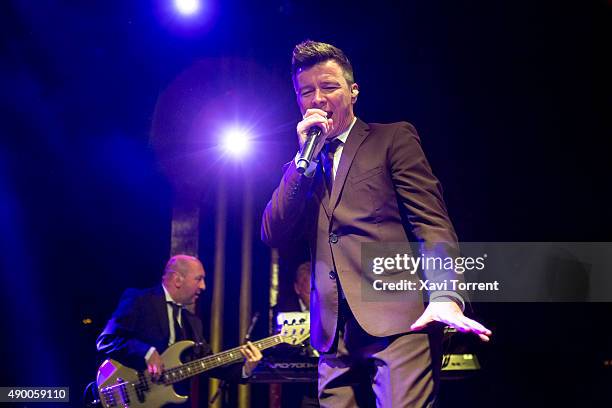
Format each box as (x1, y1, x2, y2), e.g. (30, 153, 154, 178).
(291, 40, 355, 85)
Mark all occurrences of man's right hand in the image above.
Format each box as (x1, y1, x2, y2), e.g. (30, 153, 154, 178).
(146, 350, 164, 380)
(296, 108, 334, 155)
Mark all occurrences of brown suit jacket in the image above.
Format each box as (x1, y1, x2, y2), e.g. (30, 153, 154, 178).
(262, 119, 459, 352)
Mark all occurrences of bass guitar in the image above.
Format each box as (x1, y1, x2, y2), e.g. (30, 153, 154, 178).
(96, 322, 309, 408)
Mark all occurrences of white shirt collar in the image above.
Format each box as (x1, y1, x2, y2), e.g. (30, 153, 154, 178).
(298, 298, 308, 312)
(162, 284, 183, 345)
(162, 284, 181, 306)
(333, 116, 357, 144)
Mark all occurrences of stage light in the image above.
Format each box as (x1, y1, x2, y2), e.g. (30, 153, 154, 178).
(222, 128, 251, 157)
(174, 0, 201, 16)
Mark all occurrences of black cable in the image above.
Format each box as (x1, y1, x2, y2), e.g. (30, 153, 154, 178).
(83, 381, 101, 407)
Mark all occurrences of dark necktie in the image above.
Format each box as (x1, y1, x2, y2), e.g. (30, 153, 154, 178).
(322, 138, 342, 192)
(169, 302, 187, 342)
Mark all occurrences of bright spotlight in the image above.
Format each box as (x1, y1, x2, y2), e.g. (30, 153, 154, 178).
(174, 0, 201, 16)
(222, 128, 251, 157)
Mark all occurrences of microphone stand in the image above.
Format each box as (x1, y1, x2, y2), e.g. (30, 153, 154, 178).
(209, 312, 260, 406)
(244, 312, 260, 342)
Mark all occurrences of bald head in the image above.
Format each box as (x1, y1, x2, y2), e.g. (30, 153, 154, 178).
(163, 255, 199, 279)
(163, 255, 206, 305)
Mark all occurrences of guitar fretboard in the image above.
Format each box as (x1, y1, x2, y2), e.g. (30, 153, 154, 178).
(162, 334, 284, 384)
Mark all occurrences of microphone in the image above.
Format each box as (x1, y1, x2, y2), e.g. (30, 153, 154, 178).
(296, 125, 323, 174)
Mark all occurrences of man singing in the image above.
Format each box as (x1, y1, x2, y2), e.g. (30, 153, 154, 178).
(261, 40, 491, 407)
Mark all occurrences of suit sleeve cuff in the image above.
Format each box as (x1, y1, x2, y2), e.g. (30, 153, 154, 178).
(241, 366, 251, 378)
(145, 347, 157, 362)
(429, 291, 465, 311)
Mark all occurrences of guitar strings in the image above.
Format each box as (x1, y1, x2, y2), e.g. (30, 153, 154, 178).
(100, 328, 307, 404)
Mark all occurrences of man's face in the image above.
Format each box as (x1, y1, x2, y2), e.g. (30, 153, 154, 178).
(294, 60, 359, 139)
(176, 261, 206, 305)
(294, 265, 311, 308)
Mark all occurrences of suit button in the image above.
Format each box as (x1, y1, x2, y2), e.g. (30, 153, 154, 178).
(329, 271, 337, 280)
(329, 233, 338, 244)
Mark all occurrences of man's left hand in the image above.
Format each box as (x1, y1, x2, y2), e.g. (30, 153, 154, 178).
(410, 301, 492, 342)
(240, 341, 263, 376)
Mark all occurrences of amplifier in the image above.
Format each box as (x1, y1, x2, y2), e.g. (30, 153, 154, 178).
(249, 353, 480, 383)
(249, 356, 318, 383)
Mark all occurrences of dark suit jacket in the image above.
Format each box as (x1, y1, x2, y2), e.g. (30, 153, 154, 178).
(97, 285, 240, 380)
(262, 119, 459, 352)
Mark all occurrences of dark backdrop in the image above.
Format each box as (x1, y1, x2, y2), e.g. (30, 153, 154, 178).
(0, 0, 610, 406)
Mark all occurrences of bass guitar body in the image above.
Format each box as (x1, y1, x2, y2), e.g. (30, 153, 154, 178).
(97, 341, 194, 408)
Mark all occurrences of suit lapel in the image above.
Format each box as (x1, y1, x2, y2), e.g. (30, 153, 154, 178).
(313, 160, 331, 218)
(329, 119, 370, 213)
(152, 286, 170, 343)
(184, 311, 203, 343)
